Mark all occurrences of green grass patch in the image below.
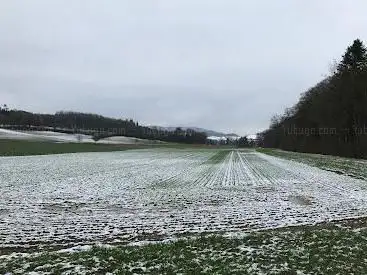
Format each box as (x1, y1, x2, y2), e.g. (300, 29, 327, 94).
(0, 140, 150, 156)
(2, 218, 367, 274)
(0, 140, 223, 156)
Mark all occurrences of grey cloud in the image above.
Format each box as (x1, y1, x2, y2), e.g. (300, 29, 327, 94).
(1, 0, 367, 135)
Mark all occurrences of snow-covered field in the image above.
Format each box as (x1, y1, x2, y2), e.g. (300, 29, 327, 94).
(0, 128, 94, 143)
(0, 128, 164, 145)
(1, 149, 367, 251)
(95, 135, 165, 145)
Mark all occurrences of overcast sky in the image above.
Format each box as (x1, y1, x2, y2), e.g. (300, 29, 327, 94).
(1, 1, 367, 135)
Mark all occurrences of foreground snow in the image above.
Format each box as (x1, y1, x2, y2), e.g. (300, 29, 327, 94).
(2, 219, 367, 274)
(0, 149, 367, 251)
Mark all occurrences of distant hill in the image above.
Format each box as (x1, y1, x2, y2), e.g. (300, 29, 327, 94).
(149, 126, 239, 138)
(0, 109, 207, 144)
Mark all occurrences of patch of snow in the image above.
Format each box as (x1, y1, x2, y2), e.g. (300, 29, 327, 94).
(97, 136, 165, 145)
(0, 128, 94, 143)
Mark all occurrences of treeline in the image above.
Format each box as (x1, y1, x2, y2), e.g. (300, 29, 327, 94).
(207, 136, 255, 147)
(258, 39, 367, 158)
(0, 108, 207, 144)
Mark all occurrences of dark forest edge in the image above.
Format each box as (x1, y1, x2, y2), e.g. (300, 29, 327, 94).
(257, 39, 367, 159)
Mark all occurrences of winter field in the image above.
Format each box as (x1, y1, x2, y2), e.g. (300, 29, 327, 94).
(0, 128, 165, 145)
(1, 148, 367, 274)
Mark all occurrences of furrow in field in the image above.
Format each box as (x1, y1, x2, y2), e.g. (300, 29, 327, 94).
(149, 151, 218, 188)
(237, 151, 272, 186)
(222, 151, 235, 187)
(192, 151, 229, 188)
(201, 151, 232, 188)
